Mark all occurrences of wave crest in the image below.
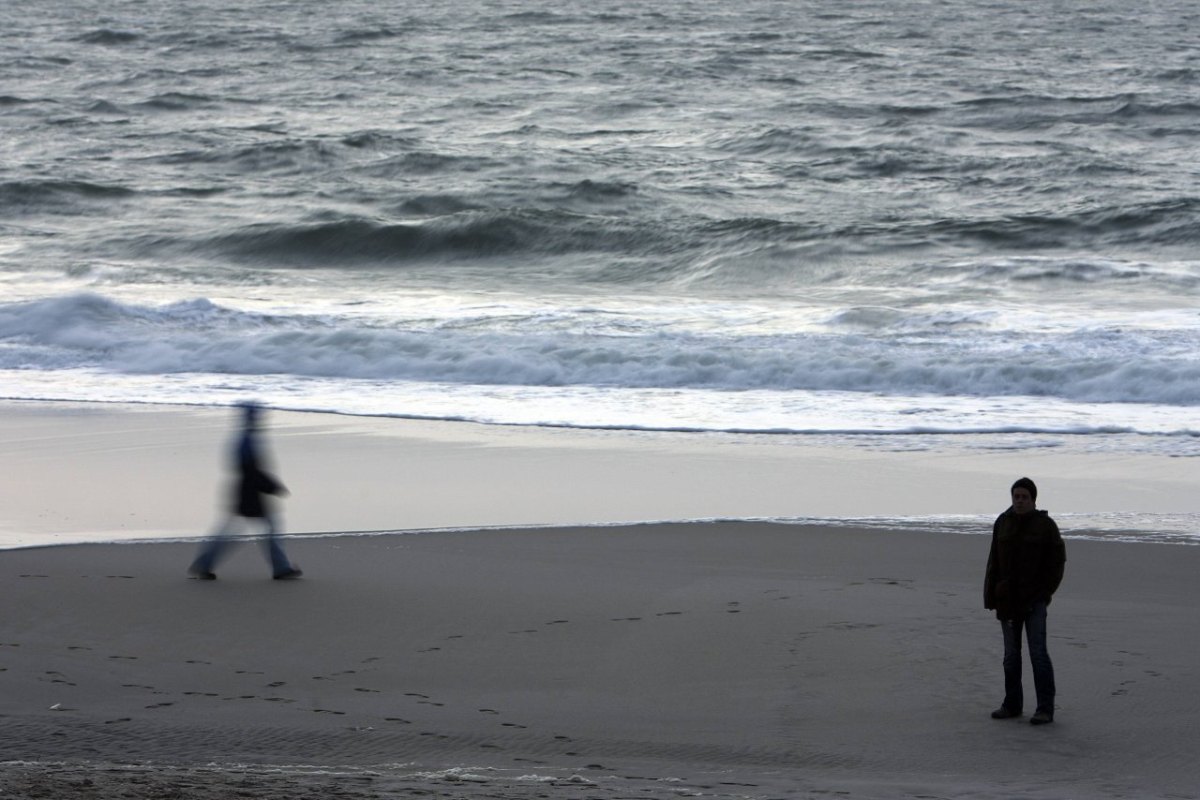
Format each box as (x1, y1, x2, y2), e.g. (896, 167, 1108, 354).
(2, 294, 1197, 408)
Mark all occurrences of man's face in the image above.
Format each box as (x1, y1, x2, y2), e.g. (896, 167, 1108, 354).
(1011, 487, 1035, 515)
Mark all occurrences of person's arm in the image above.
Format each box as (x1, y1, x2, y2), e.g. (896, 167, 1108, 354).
(242, 435, 285, 495)
(983, 518, 1000, 610)
(1043, 518, 1066, 600)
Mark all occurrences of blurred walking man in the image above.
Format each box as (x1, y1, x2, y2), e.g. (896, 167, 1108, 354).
(189, 403, 302, 581)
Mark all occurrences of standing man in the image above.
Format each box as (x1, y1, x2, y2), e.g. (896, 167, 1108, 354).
(983, 477, 1065, 725)
(189, 403, 302, 581)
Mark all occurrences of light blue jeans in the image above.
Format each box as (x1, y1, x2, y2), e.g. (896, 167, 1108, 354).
(1000, 600, 1056, 714)
(191, 514, 294, 577)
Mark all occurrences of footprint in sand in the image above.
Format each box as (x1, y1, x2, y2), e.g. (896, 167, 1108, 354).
(354, 688, 381, 693)
(611, 617, 642, 622)
(109, 655, 138, 660)
(145, 702, 174, 709)
(825, 621, 879, 631)
(267, 681, 286, 688)
(384, 717, 412, 724)
(314, 709, 346, 715)
(479, 708, 500, 715)
(656, 611, 683, 617)
(545, 620, 569, 625)
(871, 578, 912, 587)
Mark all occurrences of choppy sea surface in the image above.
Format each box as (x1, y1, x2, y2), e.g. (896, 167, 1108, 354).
(2, 0, 1198, 541)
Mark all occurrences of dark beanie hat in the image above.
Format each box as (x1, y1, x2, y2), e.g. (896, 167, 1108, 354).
(1011, 477, 1037, 501)
(240, 401, 261, 426)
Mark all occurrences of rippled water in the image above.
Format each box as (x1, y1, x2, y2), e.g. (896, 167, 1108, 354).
(2, 0, 1198, 456)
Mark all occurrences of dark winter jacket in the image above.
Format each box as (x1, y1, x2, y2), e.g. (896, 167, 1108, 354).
(983, 508, 1066, 620)
(230, 430, 284, 518)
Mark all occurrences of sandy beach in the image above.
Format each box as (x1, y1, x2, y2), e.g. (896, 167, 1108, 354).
(1, 400, 1195, 549)
(7, 0, 1200, 794)
(3, 521, 1200, 799)
(2, 401, 1199, 799)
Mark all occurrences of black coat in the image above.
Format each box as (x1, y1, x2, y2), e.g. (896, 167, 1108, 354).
(230, 430, 284, 518)
(983, 508, 1066, 620)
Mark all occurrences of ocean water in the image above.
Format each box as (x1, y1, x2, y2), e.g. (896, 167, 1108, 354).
(3, 0, 1199, 458)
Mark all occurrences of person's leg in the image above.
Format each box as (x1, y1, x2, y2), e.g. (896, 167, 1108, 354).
(999, 617, 1025, 714)
(189, 517, 238, 578)
(1025, 600, 1056, 721)
(260, 513, 300, 579)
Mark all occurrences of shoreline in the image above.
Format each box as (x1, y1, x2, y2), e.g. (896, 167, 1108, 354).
(2, 523, 1199, 799)
(1, 399, 1196, 550)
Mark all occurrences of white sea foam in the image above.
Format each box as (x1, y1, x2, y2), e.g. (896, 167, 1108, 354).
(1, 293, 1198, 420)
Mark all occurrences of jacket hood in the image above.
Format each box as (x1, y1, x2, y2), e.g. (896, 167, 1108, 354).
(1005, 507, 1050, 517)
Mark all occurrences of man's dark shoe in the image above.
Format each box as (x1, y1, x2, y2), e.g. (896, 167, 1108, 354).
(273, 567, 303, 580)
(1030, 710, 1054, 725)
(991, 706, 1022, 719)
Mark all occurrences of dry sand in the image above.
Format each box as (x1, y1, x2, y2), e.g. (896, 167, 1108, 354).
(2, 400, 1198, 797)
(3, 522, 1199, 799)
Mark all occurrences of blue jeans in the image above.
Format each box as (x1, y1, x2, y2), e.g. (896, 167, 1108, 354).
(1000, 600, 1056, 714)
(191, 514, 294, 576)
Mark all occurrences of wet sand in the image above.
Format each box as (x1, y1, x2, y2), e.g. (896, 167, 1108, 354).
(0, 400, 1193, 549)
